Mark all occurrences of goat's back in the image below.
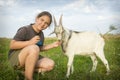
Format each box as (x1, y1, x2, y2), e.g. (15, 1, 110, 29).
(66, 31, 104, 55)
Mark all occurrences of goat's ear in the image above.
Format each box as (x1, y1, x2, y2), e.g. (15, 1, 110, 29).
(59, 14, 63, 27)
(53, 15, 57, 27)
(48, 31, 55, 36)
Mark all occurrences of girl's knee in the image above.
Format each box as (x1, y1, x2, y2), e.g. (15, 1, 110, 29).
(30, 45, 40, 52)
(28, 45, 40, 55)
(47, 60, 55, 70)
(44, 59, 55, 71)
(38, 58, 55, 71)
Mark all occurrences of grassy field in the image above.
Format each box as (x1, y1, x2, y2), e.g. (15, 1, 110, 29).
(0, 36, 120, 80)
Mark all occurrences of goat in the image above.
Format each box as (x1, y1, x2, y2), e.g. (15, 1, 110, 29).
(51, 15, 110, 78)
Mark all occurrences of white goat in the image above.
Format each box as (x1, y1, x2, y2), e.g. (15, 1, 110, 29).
(51, 15, 110, 78)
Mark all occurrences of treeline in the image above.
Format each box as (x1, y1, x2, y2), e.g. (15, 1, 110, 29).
(104, 34, 120, 39)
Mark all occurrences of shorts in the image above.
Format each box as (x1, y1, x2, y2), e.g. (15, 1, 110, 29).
(8, 50, 44, 69)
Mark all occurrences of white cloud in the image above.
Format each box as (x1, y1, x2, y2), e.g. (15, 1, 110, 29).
(54, 0, 98, 14)
(112, 15, 120, 21)
(33, 9, 43, 16)
(0, 0, 17, 7)
(97, 15, 107, 20)
(18, 17, 26, 22)
(97, 14, 120, 21)
(0, 0, 4, 7)
(0, 0, 120, 38)
(6, 0, 17, 6)
(83, 6, 93, 13)
(60, 0, 85, 11)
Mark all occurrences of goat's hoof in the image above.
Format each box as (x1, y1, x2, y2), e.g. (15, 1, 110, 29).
(41, 72, 45, 76)
(71, 72, 74, 74)
(90, 70, 94, 73)
(106, 70, 110, 75)
(66, 75, 69, 79)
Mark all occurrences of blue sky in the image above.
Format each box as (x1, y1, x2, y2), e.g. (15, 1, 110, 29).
(0, 0, 120, 38)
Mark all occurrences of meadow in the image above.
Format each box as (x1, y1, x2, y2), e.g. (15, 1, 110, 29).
(0, 35, 120, 80)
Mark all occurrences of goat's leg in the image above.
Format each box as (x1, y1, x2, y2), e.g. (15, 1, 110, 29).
(71, 64, 74, 74)
(90, 54, 98, 72)
(96, 50, 110, 74)
(66, 55, 74, 78)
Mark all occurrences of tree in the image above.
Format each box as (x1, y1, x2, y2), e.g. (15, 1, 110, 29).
(104, 25, 117, 35)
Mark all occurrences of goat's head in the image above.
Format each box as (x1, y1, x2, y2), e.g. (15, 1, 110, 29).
(50, 15, 64, 40)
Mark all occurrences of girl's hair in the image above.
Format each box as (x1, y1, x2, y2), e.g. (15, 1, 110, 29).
(36, 11, 52, 26)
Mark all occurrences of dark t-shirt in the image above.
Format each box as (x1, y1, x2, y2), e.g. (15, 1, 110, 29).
(8, 24, 44, 56)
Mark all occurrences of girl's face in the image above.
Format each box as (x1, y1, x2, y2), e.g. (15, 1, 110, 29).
(35, 15, 51, 31)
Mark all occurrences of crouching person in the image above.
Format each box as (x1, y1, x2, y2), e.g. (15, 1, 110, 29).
(8, 11, 61, 80)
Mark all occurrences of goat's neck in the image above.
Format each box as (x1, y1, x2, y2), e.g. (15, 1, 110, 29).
(61, 29, 72, 53)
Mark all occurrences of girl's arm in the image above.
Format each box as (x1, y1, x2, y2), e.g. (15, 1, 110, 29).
(40, 41, 61, 51)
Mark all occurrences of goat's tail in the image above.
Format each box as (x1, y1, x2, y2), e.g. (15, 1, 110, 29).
(99, 33, 106, 39)
(96, 27, 106, 39)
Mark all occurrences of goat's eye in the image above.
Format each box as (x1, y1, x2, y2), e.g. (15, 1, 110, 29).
(55, 31, 59, 34)
(57, 32, 61, 34)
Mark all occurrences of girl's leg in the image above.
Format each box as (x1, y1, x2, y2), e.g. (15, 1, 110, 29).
(18, 45, 40, 80)
(35, 57, 55, 72)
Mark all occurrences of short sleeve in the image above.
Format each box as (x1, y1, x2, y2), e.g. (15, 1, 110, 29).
(13, 27, 27, 41)
(40, 31, 44, 45)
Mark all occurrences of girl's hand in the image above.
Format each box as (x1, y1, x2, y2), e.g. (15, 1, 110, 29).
(29, 36, 40, 45)
(52, 41, 61, 48)
(40, 40, 62, 51)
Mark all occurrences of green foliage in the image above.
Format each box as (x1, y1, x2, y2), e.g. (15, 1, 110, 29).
(0, 37, 120, 80)
(0, 38, 10, 54)
(0, 61, 15, 80)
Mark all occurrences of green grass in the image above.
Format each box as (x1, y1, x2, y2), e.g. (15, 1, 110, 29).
(0, 37, 120, 80)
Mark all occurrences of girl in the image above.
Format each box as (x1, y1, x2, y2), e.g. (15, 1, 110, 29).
(8, 11, 61, 80)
